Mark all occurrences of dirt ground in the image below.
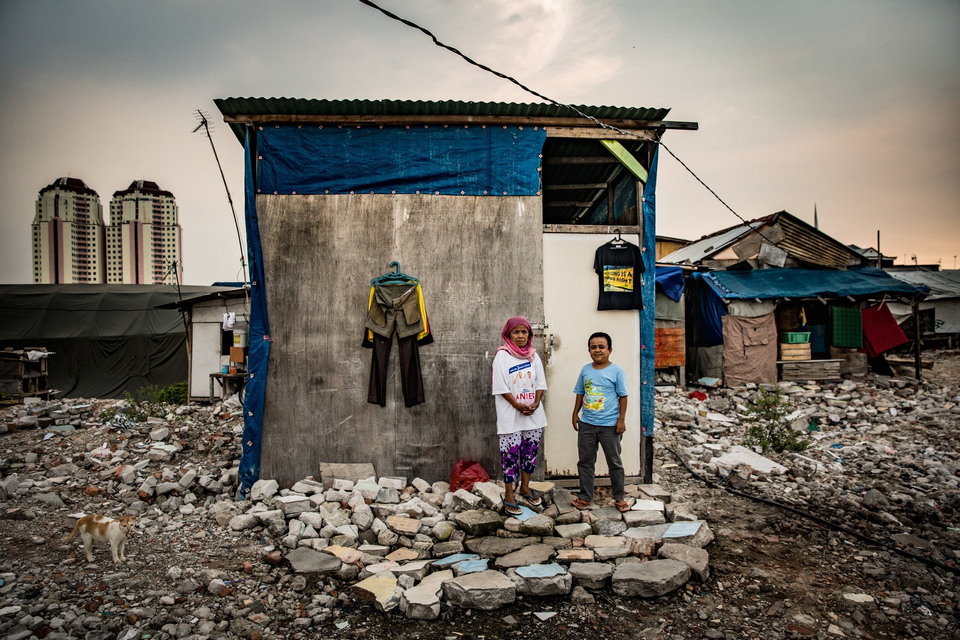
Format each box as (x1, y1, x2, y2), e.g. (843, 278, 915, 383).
(1, 351, 958, 640)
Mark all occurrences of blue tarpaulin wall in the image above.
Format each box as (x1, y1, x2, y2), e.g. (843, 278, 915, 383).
(237, 124, 547, 496)
(639, 149, 658, 438)
(255, 125, 546, 196)
(703, 266, 924, 300)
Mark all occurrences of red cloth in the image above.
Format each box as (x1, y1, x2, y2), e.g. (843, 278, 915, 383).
(861, 304, 908, 357)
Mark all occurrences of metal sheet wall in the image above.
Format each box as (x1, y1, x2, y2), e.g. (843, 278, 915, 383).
(256, 194, 543, 486)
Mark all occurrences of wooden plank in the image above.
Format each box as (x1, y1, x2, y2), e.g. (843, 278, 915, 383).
(779, 343, 811, 361)
(545, 127, 656, 140)
(599, 140, 649, 182)
(654, 327, 685, 368)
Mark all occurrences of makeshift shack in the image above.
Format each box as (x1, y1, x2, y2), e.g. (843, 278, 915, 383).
(158, 287, 250, 402)
(887, 269, 960, 346)
(661, 212, 926, 385)
(0, 284, 232, 398)
(215, 98, 697, 491)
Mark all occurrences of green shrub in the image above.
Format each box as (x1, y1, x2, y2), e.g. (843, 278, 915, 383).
(157, 381, 188, 406)
(743, 387, 809, 453)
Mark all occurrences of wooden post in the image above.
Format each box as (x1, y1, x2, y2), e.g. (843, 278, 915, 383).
(912, 298, 922, 380)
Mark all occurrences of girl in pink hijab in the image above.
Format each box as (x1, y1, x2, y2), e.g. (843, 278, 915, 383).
(491, 316, 548, 515)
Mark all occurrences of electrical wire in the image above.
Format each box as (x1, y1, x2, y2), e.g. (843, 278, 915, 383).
(663, 445, 960, 577)
(355, 0, 780, 245)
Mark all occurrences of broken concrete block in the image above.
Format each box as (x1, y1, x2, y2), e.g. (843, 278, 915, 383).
(662, 521, 714, 548)
(274, 495, 311, 517)
(400, 569, 453, 620)
(554, 522, 592, 539)
(318, 462, 376, 487)
(493, 543, 556, 569)
(433, 540, 464, 557)
(623, 510, 666, 527)
(352, 572, 403, 612)
(285, 547, 342, 574)
(555, 548, 594, 563)
(452, 509, 502, 536)
(622, 523, 671, 542)
(442, 570, 516, 610)
(507, 563, 572, 596)
(250, 479, 279, 502)
(711, 445, 787, 475)
(472, 482, 505, 510)
(385, 515, 421, 535)
(584, 534, 628, 549)
(452, 488, 483, 510)
(567, 562, 614, 589)
(611, 559, 691, 597)
(452, 558, 489, 575)
(378, 476, 407, 490)
(658, 543, 710, 581)
(637, 484, 672, 503)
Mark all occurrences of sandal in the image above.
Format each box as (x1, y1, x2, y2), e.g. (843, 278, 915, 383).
(572, 497, 592, 510)
(503, 501, 523, 516)
(615, 500, 632, 513)
(519, 489, 542, 507)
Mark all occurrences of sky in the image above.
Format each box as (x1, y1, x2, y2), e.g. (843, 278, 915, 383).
(1, 0, 958, 285)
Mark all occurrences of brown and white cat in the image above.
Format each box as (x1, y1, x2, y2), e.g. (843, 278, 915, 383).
(62, 514, 137, 563)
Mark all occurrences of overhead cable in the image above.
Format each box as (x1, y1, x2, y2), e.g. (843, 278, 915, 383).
(356, 0, 778, 244)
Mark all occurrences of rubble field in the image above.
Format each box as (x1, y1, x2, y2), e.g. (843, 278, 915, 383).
(0, 350, 958, 640)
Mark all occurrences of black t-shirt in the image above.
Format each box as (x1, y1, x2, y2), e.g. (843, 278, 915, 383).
(594, 240, 645, 310)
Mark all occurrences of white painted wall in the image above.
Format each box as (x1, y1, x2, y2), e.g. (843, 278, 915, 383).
(188, 297, 249, 400)
(542, 232, 642, 477)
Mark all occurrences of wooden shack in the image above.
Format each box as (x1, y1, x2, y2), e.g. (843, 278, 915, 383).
(215, 98, 696, 491)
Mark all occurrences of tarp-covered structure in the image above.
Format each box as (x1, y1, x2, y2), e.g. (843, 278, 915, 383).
(214, 97, 684, 493)
(702, 266, 923, 300)
(886, 269, 960, 335)
(0, 284, 234, 398)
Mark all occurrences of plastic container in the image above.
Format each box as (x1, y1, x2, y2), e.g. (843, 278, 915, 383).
(780, 332, 811, 344)
(233, 329, 248, 348)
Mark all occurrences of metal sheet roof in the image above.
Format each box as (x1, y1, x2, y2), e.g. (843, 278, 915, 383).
(888, 269, 960, 300)
(659, 222, 756, 264)
(214, 98, 673, 143)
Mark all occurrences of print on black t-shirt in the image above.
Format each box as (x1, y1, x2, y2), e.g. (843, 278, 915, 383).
(594, 239, 644, 311)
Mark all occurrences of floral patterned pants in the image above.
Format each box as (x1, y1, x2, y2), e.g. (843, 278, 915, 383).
(498, 428, 543, 485)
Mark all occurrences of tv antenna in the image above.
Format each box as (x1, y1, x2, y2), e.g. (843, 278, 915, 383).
(193, 109, 248, 286)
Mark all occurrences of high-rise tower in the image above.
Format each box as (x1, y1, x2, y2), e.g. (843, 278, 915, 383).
(31, 177, 106, 283)
(106, 180, 183, 284)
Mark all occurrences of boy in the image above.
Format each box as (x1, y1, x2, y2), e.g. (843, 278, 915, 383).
(571, 332, 630, 512)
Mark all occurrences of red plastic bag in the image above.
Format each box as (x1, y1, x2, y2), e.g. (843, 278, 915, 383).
(449, 460, 490, 492)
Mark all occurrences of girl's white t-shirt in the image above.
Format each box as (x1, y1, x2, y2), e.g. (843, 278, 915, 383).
(491, 350, 548, 435)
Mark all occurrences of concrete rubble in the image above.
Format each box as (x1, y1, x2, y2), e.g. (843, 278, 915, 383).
(0, 356, 957, 639)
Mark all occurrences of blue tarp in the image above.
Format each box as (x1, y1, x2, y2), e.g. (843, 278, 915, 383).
(703, 266, 924, 300)
(655, 266, 685, 302)
(256, 125, 546, 196)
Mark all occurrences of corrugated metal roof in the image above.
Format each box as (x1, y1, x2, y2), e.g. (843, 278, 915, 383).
(888, 269, 960, 300)
(214, 98, 673, 143)
(659, 222, 756, 264)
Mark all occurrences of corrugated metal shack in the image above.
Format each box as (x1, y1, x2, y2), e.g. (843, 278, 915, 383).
(661, 212, 926, 385)
(214, 98, 696, 491)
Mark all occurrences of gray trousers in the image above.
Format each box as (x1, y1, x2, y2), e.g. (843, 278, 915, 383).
(577, 421, 625, 502)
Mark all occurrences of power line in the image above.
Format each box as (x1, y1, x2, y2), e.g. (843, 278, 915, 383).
(356, 0, 775, 244)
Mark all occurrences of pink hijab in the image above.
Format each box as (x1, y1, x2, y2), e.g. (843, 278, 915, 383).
(497, 316, 536, 362)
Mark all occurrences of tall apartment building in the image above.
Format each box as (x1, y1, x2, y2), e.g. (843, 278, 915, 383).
(32, 177, 106, 283)
(32, 178, 184, 285)
(106, 180, 183, 284)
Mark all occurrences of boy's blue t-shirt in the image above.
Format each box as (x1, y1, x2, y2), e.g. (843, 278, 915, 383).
(573, 362, 628, 427)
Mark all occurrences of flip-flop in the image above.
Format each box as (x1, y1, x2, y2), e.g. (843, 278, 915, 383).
(572, 497, 591, 510)
(503, 501, 523, 516)
(615, 500, 632, 513)
(519, 489, 542, 507)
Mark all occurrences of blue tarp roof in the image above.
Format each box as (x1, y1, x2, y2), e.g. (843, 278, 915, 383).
(703, 266, 925, 300)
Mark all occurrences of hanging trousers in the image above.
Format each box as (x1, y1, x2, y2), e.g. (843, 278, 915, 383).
(367, 333, 425, 408)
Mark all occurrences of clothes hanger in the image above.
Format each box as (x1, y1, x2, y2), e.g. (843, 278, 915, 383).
(371, 261, 419, 285)
(609, 228, 626, 247)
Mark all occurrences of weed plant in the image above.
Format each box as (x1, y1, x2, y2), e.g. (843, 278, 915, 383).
(743, 387, 809, 453)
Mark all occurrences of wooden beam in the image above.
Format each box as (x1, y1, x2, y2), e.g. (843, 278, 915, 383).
(542, 157, 619, 164)
(543, 224, 642, 234)
(545, 127, 656, 140)
(544, 201, 596, 208)
(543, 183, 608, 190)
(600, 139, 648, 182)
(222, 113, 698, 130)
